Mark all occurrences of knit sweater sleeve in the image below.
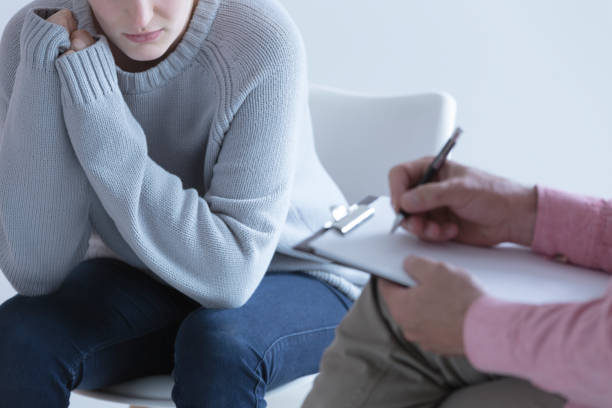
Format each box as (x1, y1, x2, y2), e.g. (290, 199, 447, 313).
(55, 23, 306, 308)
(0, 9, 92, 295)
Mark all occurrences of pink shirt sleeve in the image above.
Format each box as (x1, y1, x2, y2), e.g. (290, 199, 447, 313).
(531, 187, 612, 272)
(464, 186, 612, 408)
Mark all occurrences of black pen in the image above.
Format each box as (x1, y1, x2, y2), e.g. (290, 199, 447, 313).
(390, 127, 463, 234)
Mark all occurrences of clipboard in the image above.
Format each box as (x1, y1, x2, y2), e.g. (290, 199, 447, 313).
(295, 196, 611, 304)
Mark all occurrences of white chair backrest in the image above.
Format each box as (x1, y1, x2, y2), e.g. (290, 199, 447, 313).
(308, 85, 457, 204)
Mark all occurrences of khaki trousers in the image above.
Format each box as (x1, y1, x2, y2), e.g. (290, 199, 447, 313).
(303, 279, 566, 408)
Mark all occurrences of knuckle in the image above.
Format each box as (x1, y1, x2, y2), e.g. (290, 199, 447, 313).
(430, 183, 448, 199)
(48, 9, 75, 29)
(458, 270, 475, 283)
(403, 255, 417, 268)
(412, 255, 430, 267)
(402, 190, 424, 211)
(71, 29, 93, 42)
(388, 165, 402, 180)
(451, 178, 470, 192)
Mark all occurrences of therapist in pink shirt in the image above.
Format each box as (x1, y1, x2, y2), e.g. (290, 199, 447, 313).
(303, 157, 610, 408)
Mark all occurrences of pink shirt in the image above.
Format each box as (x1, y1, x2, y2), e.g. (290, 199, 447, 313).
(464, 186, 612, 408)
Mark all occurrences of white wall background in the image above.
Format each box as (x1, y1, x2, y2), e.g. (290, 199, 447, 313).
(281, 0, 612, 198)
(1, 1, 611, 407)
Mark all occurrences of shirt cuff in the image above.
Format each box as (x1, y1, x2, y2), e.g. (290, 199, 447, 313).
(55, 36, 120, 105)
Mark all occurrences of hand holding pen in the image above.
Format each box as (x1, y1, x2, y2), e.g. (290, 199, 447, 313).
(390, 127, 462, 234)
(388, 132, 539, 246)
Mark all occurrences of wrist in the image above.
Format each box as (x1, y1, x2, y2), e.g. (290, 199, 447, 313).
(508, 185, 538, 246)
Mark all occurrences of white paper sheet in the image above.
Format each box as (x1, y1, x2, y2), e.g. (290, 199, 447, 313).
(309, 197, 610, 304)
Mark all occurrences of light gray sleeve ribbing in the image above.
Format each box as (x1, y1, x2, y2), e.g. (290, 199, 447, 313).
(0, 10, 93, 295)
(55, 34, 305, 308)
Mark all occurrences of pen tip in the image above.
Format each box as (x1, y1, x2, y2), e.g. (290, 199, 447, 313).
(390, 218, 401, 234)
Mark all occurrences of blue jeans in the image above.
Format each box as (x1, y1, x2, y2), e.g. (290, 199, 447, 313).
(0, 257, 352, 407)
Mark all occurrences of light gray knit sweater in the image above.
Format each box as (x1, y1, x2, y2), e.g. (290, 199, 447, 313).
(0, 0, 368, 307)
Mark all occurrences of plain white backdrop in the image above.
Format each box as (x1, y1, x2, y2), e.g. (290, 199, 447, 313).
(1, 1, 611, 407)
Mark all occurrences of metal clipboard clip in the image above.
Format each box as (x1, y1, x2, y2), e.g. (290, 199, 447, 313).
(293, 195, 378, 257)
(324, 195, 377, 235)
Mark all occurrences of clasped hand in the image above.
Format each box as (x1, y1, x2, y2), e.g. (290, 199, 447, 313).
(47, 9, 96, 57)
(379, 157, 538, 356)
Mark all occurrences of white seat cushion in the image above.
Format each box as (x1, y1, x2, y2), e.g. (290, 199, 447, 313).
(75, 373, 317, 407)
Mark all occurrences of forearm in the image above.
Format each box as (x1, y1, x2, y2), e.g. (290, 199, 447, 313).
(56, 39, 301, 307)
(465, 289, 612, 407)
(531, 186, 612, 274)
(0, 10, 92, 295)
(464, 186, 612, 406)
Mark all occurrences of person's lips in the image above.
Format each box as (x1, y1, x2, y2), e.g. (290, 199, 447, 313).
(124, 29, 164, 43)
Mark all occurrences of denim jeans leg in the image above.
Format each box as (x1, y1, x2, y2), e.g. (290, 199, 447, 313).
(0, 257, 197, 408)
(172, 272, 353, 408)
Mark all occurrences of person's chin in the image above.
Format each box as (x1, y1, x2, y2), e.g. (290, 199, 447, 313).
(121, 44, 168, 62)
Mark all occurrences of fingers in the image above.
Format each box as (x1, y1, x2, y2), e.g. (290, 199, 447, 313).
(47, 10, 95, 58)
(61, 30, 95, 57)
(407, 215, 459, 242)
(388, 157, 434, 212)
(399, 179, 466, 215)
(389, 157, 465, 216)
(379, 256, 436, 292)
(402, 256, 433, 283)
(377, 278, 406, 293)
(47, 9, 77, 35)
(70, 30, 95, 51)
(404, 255, 471, 281)
(377, 278, 411, 314)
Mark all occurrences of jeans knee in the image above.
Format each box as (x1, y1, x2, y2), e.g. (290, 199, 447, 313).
(0, 297, 77, 401)
(173, 310, 263, 407)
(174, 310, 255, 371)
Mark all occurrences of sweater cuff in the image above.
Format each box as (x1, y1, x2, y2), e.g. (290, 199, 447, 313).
(464, 295, 532, 375)
(55, 36, 120, 105)
(20, 9, 71, 70)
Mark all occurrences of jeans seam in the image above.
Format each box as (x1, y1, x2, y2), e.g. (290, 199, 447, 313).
(253, 325, 338, 408)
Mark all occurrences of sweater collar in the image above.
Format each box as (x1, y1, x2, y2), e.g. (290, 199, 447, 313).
(71, 0, 220, 94)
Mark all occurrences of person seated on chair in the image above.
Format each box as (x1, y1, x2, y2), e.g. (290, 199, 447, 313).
(0, 0, 369, 406)
(303, 157, 612, 408)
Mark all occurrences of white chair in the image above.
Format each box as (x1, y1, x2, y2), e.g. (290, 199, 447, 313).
(309, 84, 456, 203)
(74, 84, 457, 408)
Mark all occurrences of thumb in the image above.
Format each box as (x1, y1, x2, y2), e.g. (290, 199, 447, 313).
(399, 180, 464, 214)
(402, 255, 434, 285)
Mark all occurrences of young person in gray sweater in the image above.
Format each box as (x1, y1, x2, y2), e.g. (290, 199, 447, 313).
(0, 0, 368, 406)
